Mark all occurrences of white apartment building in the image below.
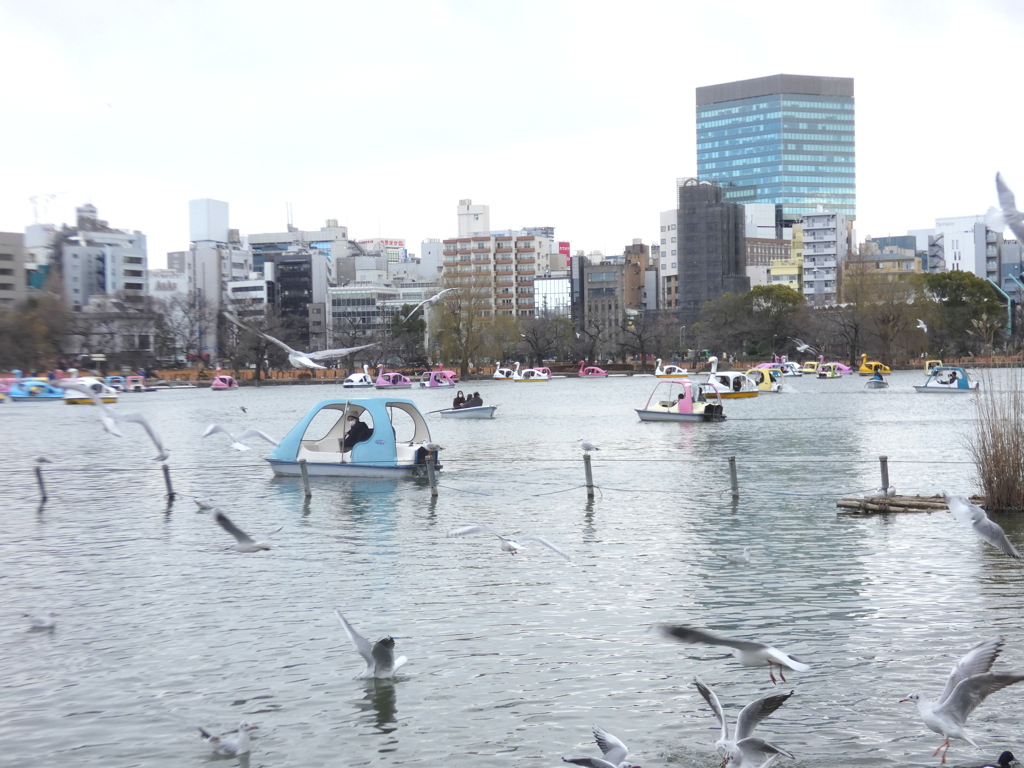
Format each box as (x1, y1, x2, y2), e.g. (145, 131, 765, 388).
(933, 215, 1001, 281)
(658, 209, 679, 308)
(802, 209, 850, 306)
(50, 204, 149, 310)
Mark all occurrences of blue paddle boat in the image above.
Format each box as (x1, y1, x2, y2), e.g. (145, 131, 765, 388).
(266, 398, 441, 477)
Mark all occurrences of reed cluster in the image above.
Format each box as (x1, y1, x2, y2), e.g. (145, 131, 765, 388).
(966, 370, 1024, 511)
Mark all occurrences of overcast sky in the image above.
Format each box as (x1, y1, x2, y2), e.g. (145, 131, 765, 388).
(2, 0, 1024, 268)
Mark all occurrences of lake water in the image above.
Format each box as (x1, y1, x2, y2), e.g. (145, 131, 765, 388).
(2, 369, 1023, 767)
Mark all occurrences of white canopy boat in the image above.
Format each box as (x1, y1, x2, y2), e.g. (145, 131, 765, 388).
(914, 366, 979, 393)
(636, 380, 725, 422)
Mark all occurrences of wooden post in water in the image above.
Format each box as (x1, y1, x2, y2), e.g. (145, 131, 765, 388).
(583, 453, 595, 499)
(299, 459, 312, 498)
(161, 464, 175, 500)
(728, 456, 739, 500)
(35, 465, 47, 503)
(426, 451, 438, 497)
(879, 455, 889, 491)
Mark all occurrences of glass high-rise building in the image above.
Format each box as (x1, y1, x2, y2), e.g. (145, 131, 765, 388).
(696, 74, 855, 224)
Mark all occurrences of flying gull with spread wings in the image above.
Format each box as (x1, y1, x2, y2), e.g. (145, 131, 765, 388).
(403, 288, 456, 321)
(224, 311, 377, 369)
(55, 380, 169, 461)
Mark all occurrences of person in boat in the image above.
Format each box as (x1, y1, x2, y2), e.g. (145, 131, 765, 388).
(452, 390, 466, 409)
(341, 414, 373, 451)
(872, 371, 884, 382)
(465, 391, 483, 408)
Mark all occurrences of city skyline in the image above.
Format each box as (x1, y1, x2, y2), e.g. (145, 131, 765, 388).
(2, 1, 1024, 267)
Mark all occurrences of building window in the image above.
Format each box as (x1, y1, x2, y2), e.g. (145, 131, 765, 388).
(660, 226, 666, 232)
(661, 239, 666, 245)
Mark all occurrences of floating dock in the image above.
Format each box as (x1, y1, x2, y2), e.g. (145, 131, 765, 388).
(836, 494, 984, 515)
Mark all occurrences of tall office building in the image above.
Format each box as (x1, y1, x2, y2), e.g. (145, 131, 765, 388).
(677, 178, 748, 324)
(696, 74, 855, 225)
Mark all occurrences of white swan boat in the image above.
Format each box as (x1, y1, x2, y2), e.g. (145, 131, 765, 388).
(703, 357, 758, 398)
(493, 363, 516, 380)
(654, 358, 688, 378)
(342, 364, 375, 388)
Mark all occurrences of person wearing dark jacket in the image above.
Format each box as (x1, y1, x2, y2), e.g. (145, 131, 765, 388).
(464, 392, 483, 408)
(452, 390, 466, 409)
(342, 415, 373, 450)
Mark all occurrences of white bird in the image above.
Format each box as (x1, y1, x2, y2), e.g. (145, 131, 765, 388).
(693, 678, 794, 766)
(945, 494, 1022, 559)
(213, 510, 281, 552)
(659, 625, 810, 684)
(447, 524, 570, 559)
(423, 442, 444, 453)
(578, 439, 600, 453)
(203, 423, 279, 451)
(901, 637, 1024, 764)
(720, 546, 754, 564)
(986, 173, 1024, 243)
(192, 498, 216, 512)
(334, 610, 408, 679)
(918, 319, 928, 332)
(790, 338, 817, 355)
(25, 611, 57, 630)
(198, 721, 257, 757)
(224, 310, 377, 369)
(562, 725, 639, 768)
(403, 288, 457, 321)
(873, 485, 896, 499)
(55, 380, 169, 461)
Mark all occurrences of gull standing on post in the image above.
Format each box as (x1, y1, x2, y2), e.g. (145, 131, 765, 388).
(447, 524, 570, 559)
(659, 624, 810, 684)
(403, 287, 456, 321)
(334, 610, 408, 679)
(945, 494, 1022, 559)
(986, 173, 1024, 243)
(562, 725, 639, 768)
(212, 510, 281, 552)
(578, 439, 600, 453)
(203, 423, 279, 451)
(693, 677, 794, 766)
(224, 311, 377, 369)
(901, 636, 1024, 764)
(55, 380, 169, 461)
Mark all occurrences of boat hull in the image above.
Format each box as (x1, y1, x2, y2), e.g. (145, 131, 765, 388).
(635, 409, 725, 422)
(418, 381, 455, 388)
(865, 380, 889, 389)
(717, 391, 758, 398)
(267, 459, 427, 478)
(65, 396, 118, 404)
(439, 405, 497, 419)
(342, 383, 375, 389)
(913, 385, 979, 393)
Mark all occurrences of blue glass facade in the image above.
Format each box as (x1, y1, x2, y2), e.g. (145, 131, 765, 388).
(696, 77, 855, 221)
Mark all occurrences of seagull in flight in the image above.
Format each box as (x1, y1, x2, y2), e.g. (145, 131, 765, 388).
(334, 610, 408, 679)
(578, 439, 600, 453)
(918, 319, 928, 332)
(901, 637, 1024, 764)
(198, 722, 257, 757)
(447, 524, 570, 559)
(945, 494, 1022, 559)
(203, 424, 279, 451)
(213, 510, 281, 552)
(986, 173, 1024, 243)
(789, 338, 817, 355)
(562, 725, 639, 768)
(55, 380, 169, 461)
(693, 678, 794, 766)
(403, 288, 457, 321)
(224, 311, 377, 369)
(659, 624, 810, 684)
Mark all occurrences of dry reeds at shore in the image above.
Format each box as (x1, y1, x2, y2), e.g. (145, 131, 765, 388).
(965, 370, 1024, 512)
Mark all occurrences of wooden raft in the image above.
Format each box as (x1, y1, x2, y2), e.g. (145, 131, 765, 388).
(836, 494, 985, 515)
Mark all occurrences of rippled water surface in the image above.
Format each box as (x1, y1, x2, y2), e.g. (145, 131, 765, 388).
(2, 370, 1024, 767)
